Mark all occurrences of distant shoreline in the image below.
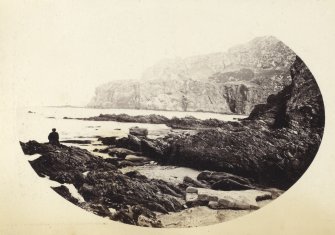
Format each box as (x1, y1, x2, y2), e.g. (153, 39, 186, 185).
(40, 105, 248, 117)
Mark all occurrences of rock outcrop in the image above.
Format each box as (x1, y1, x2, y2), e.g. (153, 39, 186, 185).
(104, 57, 324, 189)
(88, 36, 296, 114)
(67, 113, 238, 129)
(197, 171, 258, 191)
(20, 141, 185, 227)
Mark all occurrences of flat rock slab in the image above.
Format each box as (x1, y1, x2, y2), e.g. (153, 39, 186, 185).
(107, 148, 138, 158)
(125, 155, 150, 162)
(186, 187, 272, 210)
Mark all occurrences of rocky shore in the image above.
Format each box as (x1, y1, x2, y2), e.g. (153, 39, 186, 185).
(20, 140, 276, 227)
(19, 56, 324, 227)
(20, 141, 184, 227)
(64, 113, 238, 129)
(65, 56, 324, 189)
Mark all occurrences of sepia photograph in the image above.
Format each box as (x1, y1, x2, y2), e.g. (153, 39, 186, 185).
(1, 0, 335, 234)
(18, 36, 324, 228)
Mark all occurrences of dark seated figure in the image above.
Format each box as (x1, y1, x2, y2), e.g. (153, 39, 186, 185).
(48, 128, 60, 145)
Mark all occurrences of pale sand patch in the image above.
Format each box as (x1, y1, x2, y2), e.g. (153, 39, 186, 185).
(158, 200, 272, 228)
(120, 165, 201, 184)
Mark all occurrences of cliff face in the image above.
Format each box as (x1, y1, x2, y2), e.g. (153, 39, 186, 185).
(142, 36, 295, 81)
(89, 79, 231, 113)
(248, 56, 325, 129)
(135, 57, 325, 189)
(88, 36, 296, 114)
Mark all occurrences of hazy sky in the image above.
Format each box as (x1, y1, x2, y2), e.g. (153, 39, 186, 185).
(4, 0, 333, 107)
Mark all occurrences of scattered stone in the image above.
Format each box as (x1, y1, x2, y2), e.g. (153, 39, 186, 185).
(186, 187, 198, 193)
(124, 155, 150, 162)
(208, 201, 219, 209)
(198, 194, 210, 202)
(129, 126, 148, 137)
(183, 176, 209, 188)
(185, 187, 272, 210)
(208, 195, 219, 201)
(185, 193, 198, 205)
(98, 136, 117, 145)
(218, 198, 259, 210)
(108, 208, 117, 214)
(107, 148, 138, 159)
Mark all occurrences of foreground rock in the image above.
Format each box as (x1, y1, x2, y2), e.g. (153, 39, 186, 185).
(20, 141, 185, 227)
(185, 187, 272, 210)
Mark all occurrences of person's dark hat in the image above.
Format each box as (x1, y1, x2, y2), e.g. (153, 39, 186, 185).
(52, 128, 56, 131)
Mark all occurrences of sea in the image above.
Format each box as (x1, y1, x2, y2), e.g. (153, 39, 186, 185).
(16, 106, 247, 144)
(16, 106, 247, 201)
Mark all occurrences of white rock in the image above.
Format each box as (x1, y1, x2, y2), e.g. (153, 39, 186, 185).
(124, 155, 149, 162)
(185, 193, 198, 203)
(195, 188, 271, 210)
(186, 187, 198, 193)
(108, 208, 117, 214)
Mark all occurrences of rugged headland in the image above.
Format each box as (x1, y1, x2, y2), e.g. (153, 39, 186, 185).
(88, 36, 296, 114)
(136, 57, 324, 189)
(20, 57, 324, 227)
(82, 56, 325, 189)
